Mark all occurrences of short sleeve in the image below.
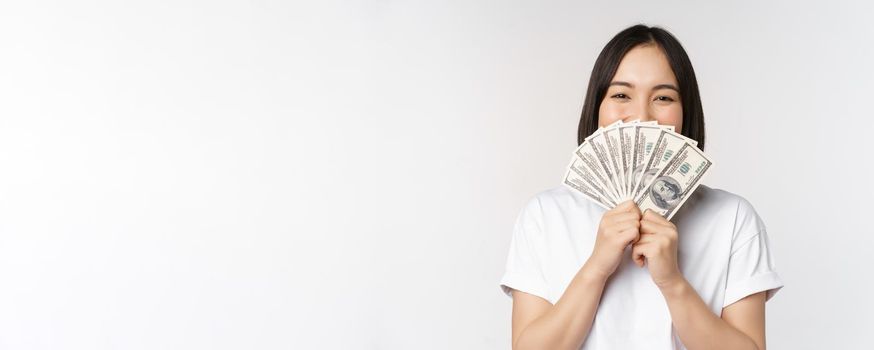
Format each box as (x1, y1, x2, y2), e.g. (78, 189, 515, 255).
(722, 198, 785, 308)
(499, 198, 550, 302)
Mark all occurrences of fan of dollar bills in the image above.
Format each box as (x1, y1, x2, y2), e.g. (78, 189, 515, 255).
(562, 120, 713, 220)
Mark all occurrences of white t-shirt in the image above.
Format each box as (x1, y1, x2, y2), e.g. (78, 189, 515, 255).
(499, 184, 784, 349)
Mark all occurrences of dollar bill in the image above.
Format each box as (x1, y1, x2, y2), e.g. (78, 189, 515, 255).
(584, 119, 624, 143)
(574, 142, 622, 203)
(618, 122, 636, 201)
(630, 129, 690, 202)
(588, 132, 625, 201)
(602, 127, 627, 199)
(563, 120, 712, 219)
(562, 165, 614, 210)
(629, 124, 667, 202)
(635, 143, 713, 220)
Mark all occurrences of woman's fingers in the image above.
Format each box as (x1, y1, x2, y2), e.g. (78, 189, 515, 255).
(616, 200, 642, 215)
(640, 213, 676, 234)
(631, 241, 652, 267)
(633, 216, 678, 269)
(642, 209, 672, 227)
(606, 206, 642, 223)
(613, 218, 640, 230)
(639, 219, 663, 235)
(608, 212, 642, 226)
(589, 201, 646, 279)
(639, 222, 677, 246)
(617, 227, 641, 245)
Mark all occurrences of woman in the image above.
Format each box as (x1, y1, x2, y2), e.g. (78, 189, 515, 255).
(499, 24, 784, 350)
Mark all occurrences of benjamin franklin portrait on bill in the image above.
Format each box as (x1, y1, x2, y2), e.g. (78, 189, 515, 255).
(632, 166, 659, 195)
(649, 176, 682, 210)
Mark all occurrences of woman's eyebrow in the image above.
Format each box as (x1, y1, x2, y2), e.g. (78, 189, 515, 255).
(653, 83, 679, 92)
(609, 81, 633, 88)
(609, 81, 679, 93)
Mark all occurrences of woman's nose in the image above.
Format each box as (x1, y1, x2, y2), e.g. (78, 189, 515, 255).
(625, 104, 653, 122)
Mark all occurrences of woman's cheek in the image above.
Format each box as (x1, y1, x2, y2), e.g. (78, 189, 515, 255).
(598, 103, 623, 126)
(655, 106, 683, 130)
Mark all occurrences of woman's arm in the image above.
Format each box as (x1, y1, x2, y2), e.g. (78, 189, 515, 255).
(512, 201, 644, 350)
(659, 279, 766, 350)
(632, 209, 767, 350)
(511, 263, 608, 350)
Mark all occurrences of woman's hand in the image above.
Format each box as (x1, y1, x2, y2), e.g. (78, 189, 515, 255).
(583, 200, 641, 280)
(632, 209, 684, 289)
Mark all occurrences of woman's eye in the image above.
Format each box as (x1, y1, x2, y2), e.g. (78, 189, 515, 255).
(611, 93, 629, 99)
(655, 96, 675, 102)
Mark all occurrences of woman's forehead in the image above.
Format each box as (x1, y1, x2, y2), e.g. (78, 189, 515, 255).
(611, 45, 678, 87)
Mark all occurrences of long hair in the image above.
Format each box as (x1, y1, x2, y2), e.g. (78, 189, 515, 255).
(577, 24, 706, 150)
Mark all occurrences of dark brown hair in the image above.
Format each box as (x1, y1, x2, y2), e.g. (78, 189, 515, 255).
(577, 24, 706, 150)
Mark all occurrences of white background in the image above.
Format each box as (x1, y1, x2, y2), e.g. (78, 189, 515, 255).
(1, 0, 872, 349)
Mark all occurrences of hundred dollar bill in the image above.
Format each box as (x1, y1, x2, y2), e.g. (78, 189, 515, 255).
(618, 122, 636, 201)
(629, 124, 668, 202)
(630, 129, 690, 201)
(635, 143, 713, 220)
(562, 165, 615, 210)
(602, 127, 627, 199)
(584, 119, 623, 142)
(670, 131, 699, 149)
(574, 141, 622, 203)
(566, 157, 617, 208)
(625, 122, 678, 200)
(588, 131, 625, 201)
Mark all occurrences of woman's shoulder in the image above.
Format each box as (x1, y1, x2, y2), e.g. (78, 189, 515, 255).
(530, 184, 579, 204)
(515, 185, 606, 222)
(522, 185, 603, 209)
(691, 184, 760, 215)
(683, 184, 766, 238)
